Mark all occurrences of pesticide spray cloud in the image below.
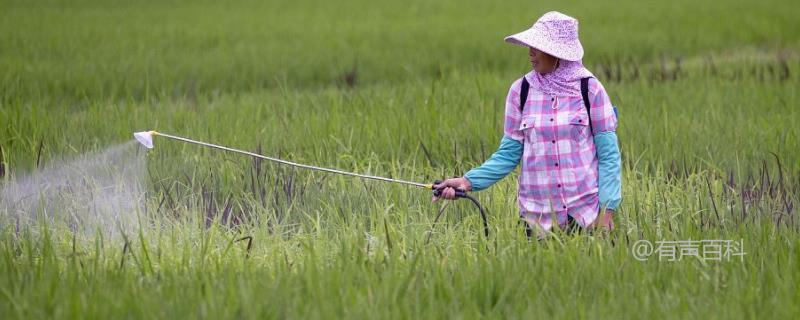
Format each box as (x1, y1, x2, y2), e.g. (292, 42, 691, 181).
(0, 140, 148, 236)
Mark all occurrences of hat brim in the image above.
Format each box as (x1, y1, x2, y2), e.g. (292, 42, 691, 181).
(504, 30, 584, 61)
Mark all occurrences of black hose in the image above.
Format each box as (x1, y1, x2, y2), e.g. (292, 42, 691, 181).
(462, 193, 489, 238)
(431, 181, 489, 238)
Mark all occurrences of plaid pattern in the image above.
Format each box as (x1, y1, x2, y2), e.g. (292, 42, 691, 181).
(505, 72, 617, 231)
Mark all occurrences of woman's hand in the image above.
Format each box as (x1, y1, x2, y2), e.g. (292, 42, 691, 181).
(592, 209, 615, 231)
(432, 177, 472, 201)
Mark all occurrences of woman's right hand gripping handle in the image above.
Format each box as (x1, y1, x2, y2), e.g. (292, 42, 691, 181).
(432, 177, 472, 202)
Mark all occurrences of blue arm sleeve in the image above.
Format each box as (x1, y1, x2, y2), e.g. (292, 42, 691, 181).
(463, 135, 523, 191)
(594, 131, 622, 210)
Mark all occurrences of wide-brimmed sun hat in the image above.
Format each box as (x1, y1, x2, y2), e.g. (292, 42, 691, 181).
(504, 11, 584, 61)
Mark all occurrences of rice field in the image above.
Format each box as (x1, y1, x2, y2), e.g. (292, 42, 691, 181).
(1, 0, 799, 318)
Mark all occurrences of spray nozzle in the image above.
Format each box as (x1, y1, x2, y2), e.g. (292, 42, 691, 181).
(133, 131, 157, 149)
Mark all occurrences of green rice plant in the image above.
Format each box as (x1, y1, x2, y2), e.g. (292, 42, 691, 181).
(1, 0, 798, 318)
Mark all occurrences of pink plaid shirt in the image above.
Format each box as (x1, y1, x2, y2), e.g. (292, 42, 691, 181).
(505, 73, 617, 231)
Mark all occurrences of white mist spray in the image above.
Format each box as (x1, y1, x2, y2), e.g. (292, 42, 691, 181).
(0, 140, 148, 236)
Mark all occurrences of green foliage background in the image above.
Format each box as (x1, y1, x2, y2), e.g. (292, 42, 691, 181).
(1, 0, 799, 318)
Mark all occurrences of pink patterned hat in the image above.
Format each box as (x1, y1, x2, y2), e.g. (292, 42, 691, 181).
(504, 11, 584, 61)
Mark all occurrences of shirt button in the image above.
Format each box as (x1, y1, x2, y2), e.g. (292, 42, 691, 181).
(563, 205, 567, 209)
(550, 118, 554, 122)
(551, 98, 555, 101)
(551, 140, 556, 144)
(523, 123, 527, 128)
(555, 163, 559, 167)
(557, 184, 561, 188)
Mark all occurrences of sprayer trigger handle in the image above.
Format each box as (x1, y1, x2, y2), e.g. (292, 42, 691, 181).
(431, 180, 467, 199)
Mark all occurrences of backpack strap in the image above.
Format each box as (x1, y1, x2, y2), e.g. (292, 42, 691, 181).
(521, 76, 595, 135)
(518, 77, 530, 113)
(580, 77, 594, 135)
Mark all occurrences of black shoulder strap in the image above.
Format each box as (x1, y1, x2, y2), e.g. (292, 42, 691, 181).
(521, 76, 594, 135)
(519, 77, 530, 113)
(580, 77, 593, 135)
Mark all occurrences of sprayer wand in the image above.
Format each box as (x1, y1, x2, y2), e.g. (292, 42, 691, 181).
(134, 131, 489, 237)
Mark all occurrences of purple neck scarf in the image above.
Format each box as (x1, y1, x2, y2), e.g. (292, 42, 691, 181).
(525, 59, 594, 96)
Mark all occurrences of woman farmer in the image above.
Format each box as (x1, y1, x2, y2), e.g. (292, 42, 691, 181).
(433, 11, 621, 236)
